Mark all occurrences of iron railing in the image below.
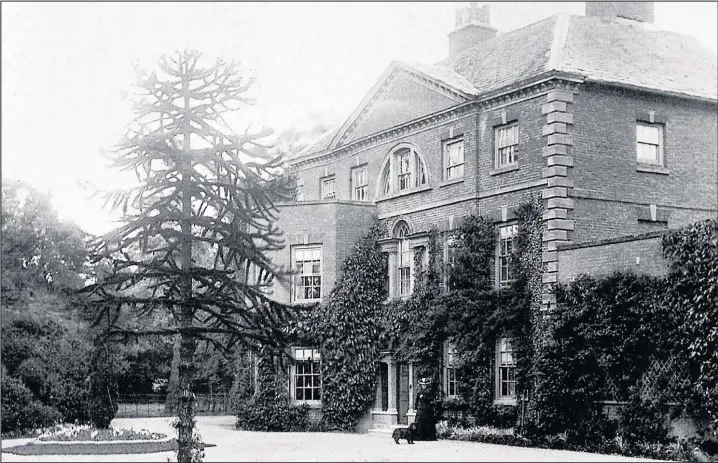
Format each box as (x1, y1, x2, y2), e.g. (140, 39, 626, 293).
(115, 393, 233, 418)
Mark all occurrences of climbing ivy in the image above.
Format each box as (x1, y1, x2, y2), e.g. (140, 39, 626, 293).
(379, 197, 544, 425)
(527, 218, 718, 443)
(663, 218, 718, 432)
(314, 221, 388, 431)
(443, 197, 543, 426)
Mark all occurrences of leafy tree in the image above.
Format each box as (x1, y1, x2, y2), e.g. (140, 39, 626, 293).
(1, 179, 89, 305)
(81, 50, 296, 462)
(1, 180, 98, 433)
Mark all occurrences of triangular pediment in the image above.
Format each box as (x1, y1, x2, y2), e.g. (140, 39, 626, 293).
(331, 62, 473, 149)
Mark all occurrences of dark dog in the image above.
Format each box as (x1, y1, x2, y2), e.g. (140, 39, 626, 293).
(392, 422, 417, 444)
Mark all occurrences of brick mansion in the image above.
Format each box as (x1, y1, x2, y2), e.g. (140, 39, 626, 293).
(264, 2, 718, 428)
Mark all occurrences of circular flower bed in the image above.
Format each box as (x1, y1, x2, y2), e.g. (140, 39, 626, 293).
(2, 424, 176, 456)
(38, 424, 166, 442)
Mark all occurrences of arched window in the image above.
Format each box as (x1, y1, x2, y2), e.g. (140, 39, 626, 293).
(394, 221, 412, 296)
(379, 145, 428, 196)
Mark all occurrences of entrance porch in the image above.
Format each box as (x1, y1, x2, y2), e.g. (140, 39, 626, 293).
(371, 352, 416, 427)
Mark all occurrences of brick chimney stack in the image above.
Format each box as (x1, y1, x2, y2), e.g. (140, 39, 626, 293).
(448, 3, 497, 61)
(585, 2, 655, 23)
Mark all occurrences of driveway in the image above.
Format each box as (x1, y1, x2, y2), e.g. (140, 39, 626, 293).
(1, 415, 657, 462)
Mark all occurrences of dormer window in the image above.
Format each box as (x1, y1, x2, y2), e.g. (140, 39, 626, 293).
(379, 145, 428, 197)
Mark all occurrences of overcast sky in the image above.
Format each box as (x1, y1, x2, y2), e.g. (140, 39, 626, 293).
(3, 2, 717, 236)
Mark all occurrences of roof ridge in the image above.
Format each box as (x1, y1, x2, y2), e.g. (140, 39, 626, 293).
(398, 60, 479, 96)
(450, 13, 560, 65)
(547, 12, 571, 72)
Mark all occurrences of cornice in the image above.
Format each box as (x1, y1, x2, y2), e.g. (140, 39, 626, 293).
(291, 73, 584, 170)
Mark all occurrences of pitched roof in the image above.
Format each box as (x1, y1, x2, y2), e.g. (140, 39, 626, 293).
(400, 60, 479, 96)
(558, 15, 717, 100)
(447, 15, 561, 95)
(295, 13, 717, 161)
(446, 13, 718, 101)
(294, 126, 340, 159)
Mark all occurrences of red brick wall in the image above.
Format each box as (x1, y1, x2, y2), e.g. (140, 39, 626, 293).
(570, 84, 718, 243)
(294, 112, 477, 205)
(268, 201, 375, 303)
(557, 233, 668, 282)
(477, 95, 546, 192)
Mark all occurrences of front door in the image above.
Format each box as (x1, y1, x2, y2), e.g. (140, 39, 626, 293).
(397, 363, 409, 424)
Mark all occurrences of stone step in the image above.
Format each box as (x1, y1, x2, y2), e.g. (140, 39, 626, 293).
(368, 424, 405, 435)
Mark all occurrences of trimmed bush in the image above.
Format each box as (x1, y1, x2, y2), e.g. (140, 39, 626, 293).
(1, 373, 61, 435)
(89, 345, 120, 429)
(235, 391, 310, 432)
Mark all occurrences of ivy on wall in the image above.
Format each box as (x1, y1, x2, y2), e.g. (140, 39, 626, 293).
(379, 196, 545, 424)
(443, 197, 544, 426)
(313, 221, 388, 431)
(382, 229, 445, 395)
(528, 272, 679, 438)
(527, 218, 718, 443)
(663, 218, 718, 432)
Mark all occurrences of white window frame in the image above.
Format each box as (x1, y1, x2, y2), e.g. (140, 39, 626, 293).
(445, 343, 458, 398)
(444, 139, 465, 180)
(395, 222, 413, 297)
(291, 347, 321, 405)
(495, 124, 519, 168)
(636, 122, 664, 166)
(378, 145, 428, 197)
(292, 246, 322, 302)
(497, 224, 518, 288)
(352, 166, 368, 201)
(444, 235, 457, 290)
(321, 177, 336, 200)
(495, 337, 516, 403)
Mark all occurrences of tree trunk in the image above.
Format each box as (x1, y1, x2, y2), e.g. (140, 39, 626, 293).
(176, 59, 197, 463)
(166, 335, 181, 411)
(176, 333, 198, 462)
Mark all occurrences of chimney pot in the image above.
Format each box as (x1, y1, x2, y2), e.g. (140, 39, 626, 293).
(449, 3, 496, 60)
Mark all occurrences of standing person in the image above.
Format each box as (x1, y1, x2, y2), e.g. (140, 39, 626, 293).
(414, 377, 437, 441)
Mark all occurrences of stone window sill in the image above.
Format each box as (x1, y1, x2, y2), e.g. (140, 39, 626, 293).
(376, 185, 432, 202)
(636, 163, 670, 175)
(293, 299, 322, 305)
(493, 398, 517, 406)
(438, 178, 464, 188)
(489, 164, 519, 176)
(292, 400, 321, 409)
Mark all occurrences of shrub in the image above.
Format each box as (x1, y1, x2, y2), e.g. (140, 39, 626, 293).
(89, 345, 120, 429)
(619, 397, 672, 448)
(235, 395, 310, 432)
(235, 349, 311, 432)
(486, 405, 518, 429)
(1, 374, 61, 435)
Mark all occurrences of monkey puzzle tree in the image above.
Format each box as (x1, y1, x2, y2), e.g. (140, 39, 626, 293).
(81, 50, 296, 462)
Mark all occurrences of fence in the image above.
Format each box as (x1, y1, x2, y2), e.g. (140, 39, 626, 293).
(116, 393, 233, 418)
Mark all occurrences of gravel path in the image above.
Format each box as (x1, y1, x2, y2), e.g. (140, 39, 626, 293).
(1, 416, 658, 462)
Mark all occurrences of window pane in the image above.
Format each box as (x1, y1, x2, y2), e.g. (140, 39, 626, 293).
(496, 125, 518, 166)
(294, 247, 321, 301)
